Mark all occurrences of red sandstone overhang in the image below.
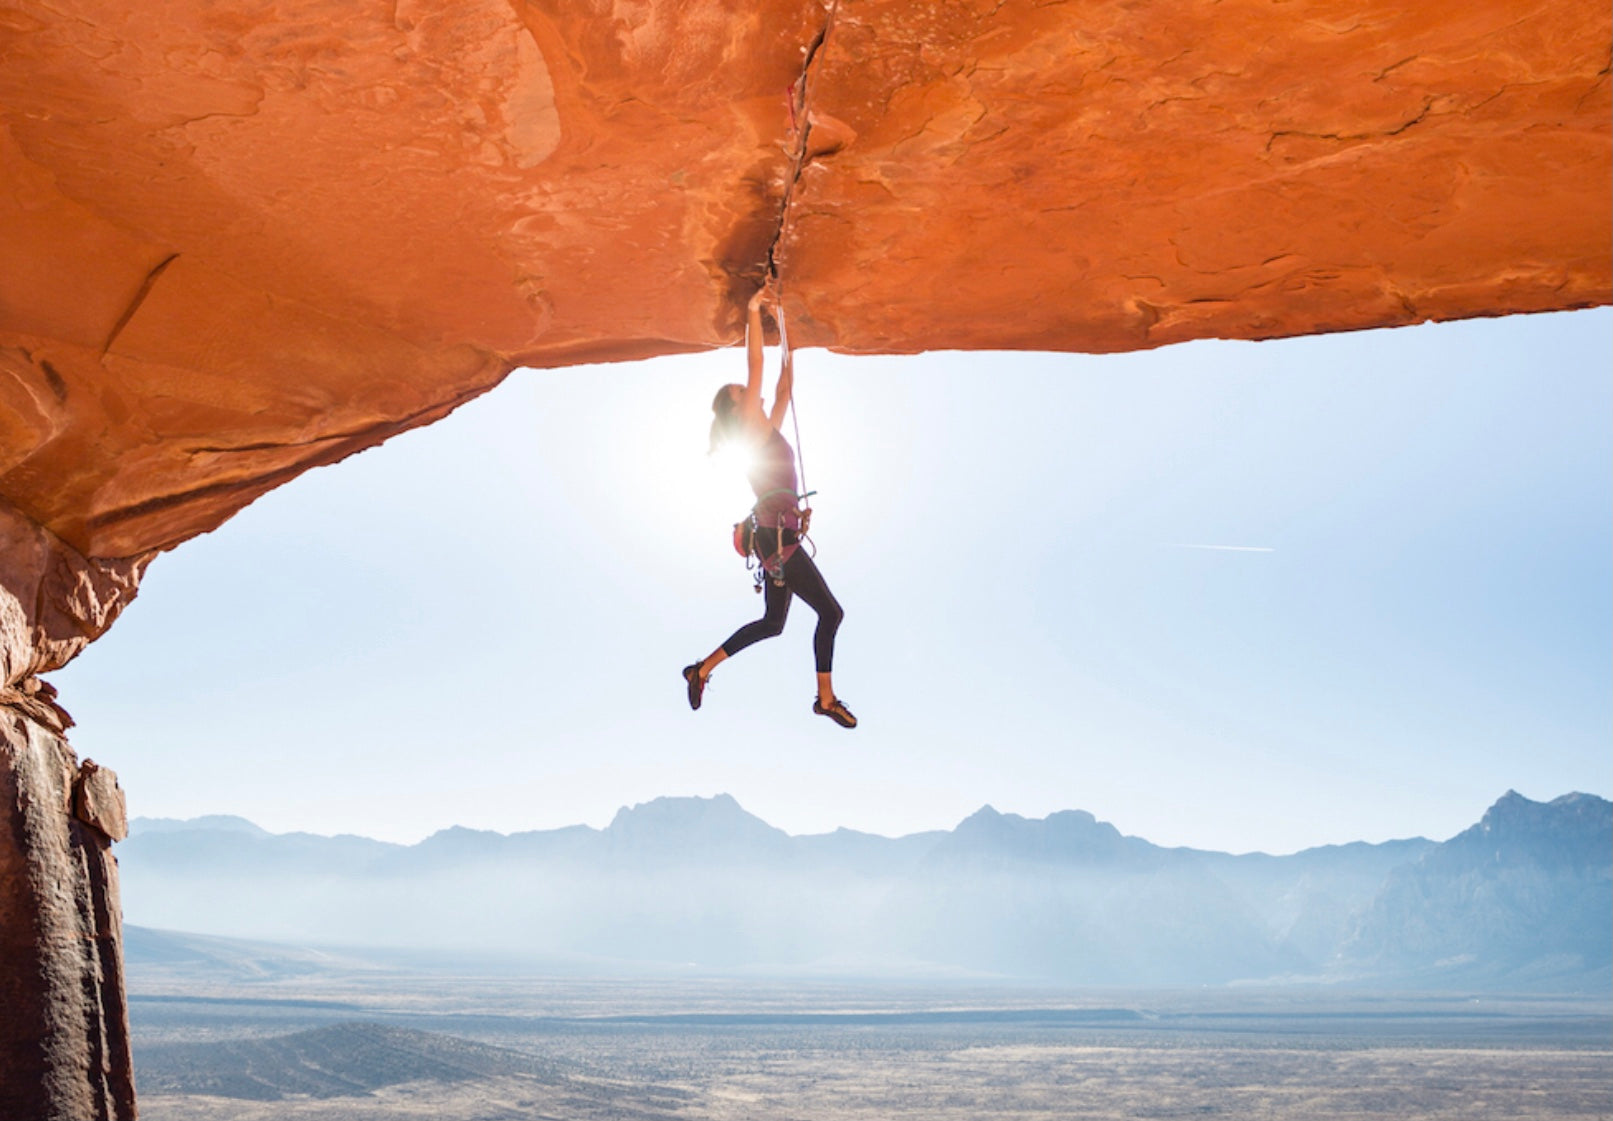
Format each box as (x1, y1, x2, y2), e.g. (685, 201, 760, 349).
(2, 0, 1608, 563)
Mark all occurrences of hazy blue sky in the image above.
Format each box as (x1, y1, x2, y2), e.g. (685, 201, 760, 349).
(52, 308, 1610, 854)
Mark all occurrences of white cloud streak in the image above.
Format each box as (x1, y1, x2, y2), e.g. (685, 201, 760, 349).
(1170, 543, 1276, 553)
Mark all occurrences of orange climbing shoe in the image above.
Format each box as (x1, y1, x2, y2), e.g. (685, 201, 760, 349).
(814, 697, 857, 728)
(683, 664, 708, 710)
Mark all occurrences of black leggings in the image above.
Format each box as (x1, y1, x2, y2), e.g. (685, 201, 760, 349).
(721, 531, 844, 673)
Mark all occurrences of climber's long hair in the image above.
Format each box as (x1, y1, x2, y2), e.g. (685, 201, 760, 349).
(708, 384, 746, 455)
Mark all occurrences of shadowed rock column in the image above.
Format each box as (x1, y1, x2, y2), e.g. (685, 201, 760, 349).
(0, 704, 136, 1120)
(2, 502, 145, 1119)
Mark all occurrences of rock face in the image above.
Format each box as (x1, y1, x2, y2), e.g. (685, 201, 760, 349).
(2, 500, 147, 689)
(1, 0, 1608, 576)
(782, 0, 1611, 352)
(1340, 792, 1613, 985)
(0, 503, 140, 1114)
(0, 710, 135, 1121)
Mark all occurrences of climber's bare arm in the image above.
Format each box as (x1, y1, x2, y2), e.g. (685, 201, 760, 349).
(742, 287, 767, 418)
(768, 338, 793, 431)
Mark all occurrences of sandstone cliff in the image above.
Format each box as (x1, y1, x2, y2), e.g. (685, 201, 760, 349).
(0, 707, 135, 1120)
(1, 0, 1607, 575)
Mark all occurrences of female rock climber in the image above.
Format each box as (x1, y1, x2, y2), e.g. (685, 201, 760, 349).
(682, 285, 856, 729)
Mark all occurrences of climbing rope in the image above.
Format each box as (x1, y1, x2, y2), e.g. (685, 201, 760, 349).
(773, 287, 811, 515)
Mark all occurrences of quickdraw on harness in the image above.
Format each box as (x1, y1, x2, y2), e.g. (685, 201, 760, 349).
(731, 285, 816, 593)
(733, 487, 816, 593)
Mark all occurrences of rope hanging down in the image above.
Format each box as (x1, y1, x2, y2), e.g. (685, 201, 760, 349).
(773, 286, 810, 513)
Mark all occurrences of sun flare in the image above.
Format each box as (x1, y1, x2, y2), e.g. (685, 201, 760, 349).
(710, 436, 758, 482)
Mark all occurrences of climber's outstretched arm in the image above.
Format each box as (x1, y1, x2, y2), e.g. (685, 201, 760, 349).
(742, 287, 767, 418)
(768, 335, 793, 431)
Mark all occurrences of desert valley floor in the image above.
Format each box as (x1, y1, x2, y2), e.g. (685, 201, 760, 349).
(128, 956, 1611, 1121)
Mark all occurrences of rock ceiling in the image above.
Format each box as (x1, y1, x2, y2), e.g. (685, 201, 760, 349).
(1, 0, 1608, 567)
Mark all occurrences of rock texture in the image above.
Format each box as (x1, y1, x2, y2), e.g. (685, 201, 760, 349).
(0, 710, 135, 1121)
(1341, 791, 1613, 985)
(780, 0, 1611, 351)
(2, 500, 147, 691)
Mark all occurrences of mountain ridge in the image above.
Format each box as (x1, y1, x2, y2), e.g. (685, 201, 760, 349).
(129, 792, 1446, 854)
(119, 791, 1609, 991)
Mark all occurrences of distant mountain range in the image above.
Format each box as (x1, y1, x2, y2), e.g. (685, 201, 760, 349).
(118, 791, 1611, 991)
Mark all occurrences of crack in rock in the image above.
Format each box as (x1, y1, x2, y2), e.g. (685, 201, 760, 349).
(102, 253, 179, 358)
(1265, 97, 1436, 153)
(764, 1, 841, 282)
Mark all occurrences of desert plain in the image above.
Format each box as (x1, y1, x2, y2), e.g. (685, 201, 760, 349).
(129, 962, 1611, 1121)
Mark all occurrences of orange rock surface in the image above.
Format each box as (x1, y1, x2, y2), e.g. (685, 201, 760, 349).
(2, 0, 1609, 587)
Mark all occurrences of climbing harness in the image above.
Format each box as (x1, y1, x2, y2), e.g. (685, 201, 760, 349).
(735, 486, 815, 594)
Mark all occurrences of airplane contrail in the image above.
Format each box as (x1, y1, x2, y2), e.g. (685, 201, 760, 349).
(1170, 543, 1276, 553)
